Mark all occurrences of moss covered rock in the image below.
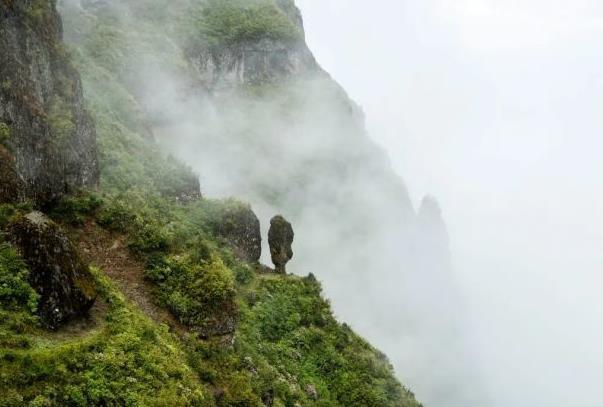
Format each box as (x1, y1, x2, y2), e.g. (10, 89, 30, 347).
(211, 202, 262, 263)
(268, 215, 294, 273)
(7, 211, 97, 329)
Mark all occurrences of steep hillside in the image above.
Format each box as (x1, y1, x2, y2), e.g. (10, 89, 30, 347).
(56, 1, 470, 404)
(0, 1, 422, 405)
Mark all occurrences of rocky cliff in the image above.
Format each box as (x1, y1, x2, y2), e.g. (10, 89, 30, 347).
(183, 0, 317, 90)
(0, 0, 99, 207)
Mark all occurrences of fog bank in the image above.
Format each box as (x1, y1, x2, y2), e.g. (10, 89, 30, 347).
(297, 1, 603, 406)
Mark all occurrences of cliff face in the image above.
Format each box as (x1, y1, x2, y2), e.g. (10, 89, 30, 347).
(0, 0, 99, 206)
(189, 37, 317, 90)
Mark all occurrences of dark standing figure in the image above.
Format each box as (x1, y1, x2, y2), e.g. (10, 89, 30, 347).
(268, 215, 294, 274)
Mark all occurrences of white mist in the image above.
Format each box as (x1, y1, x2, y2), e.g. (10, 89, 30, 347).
(297, 1, 603, 406)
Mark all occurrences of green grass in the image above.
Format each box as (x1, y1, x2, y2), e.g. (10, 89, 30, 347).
(53, 189, 419, 405)
(233, 275, 418, 406)
(0, 262, 208, 406)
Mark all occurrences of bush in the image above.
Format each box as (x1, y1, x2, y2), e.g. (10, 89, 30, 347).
(97, 196, 137, 232)
(50, 193, 103, 225)
(128, 217, 171, 253)
(146, 255, 237, 329)
(0, 243, 38, 314)
(97, 192, 171, 254)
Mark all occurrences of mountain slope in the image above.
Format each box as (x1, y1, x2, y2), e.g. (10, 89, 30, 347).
(0, 1, 422, 405)
(56, 1, 469, 404)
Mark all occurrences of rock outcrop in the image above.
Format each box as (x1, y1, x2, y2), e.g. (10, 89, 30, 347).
(211, 202, 262, 263)
(7, 211, 97, 329)
(186, 0, 318, 91)
(195, 305, 238, 340)
(0, 0, 99, 206)
(189, 38, 318, 90)
(268, 215, 294, 274)
(157, 161, 202, 202)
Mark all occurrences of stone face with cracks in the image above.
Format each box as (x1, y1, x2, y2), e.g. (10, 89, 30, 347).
(7, 211, 97, 329)
(268, 215, 294, 274)
(0, 0, 99, 207)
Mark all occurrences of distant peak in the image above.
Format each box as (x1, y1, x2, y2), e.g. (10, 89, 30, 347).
(418, 195, 443, 220)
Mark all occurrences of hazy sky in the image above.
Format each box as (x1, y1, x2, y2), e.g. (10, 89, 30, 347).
(296, 1, 603, 406)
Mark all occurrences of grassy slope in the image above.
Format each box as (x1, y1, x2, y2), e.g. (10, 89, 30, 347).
(0, 1, 422, 406)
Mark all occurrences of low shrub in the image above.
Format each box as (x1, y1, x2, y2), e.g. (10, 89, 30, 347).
(146, 255, 237, 328)
(50, 193, 103, 225)
(0, 243, 38, 314)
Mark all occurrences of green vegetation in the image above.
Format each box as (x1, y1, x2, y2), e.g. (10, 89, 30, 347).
(1, 199, 208, 405)
(47, 96, 76, 145)
(49, 193, 103, 226)
(193, 0, 302, 46)
(234, 276, 414, 406)
(0, 122, 11, 145)
(21, 177, 417, 404)
(23, 0, 49, 26)
(0, 265, 208, 406)
(146, 255, 237, 331)
(0, 241, 38, 316)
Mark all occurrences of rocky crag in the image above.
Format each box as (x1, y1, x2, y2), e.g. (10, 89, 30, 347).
(268, 215, 294, 274)
(0, 0, 99, 207)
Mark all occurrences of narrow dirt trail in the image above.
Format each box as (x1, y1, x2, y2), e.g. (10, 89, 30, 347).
(72, 220, 186, 335)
